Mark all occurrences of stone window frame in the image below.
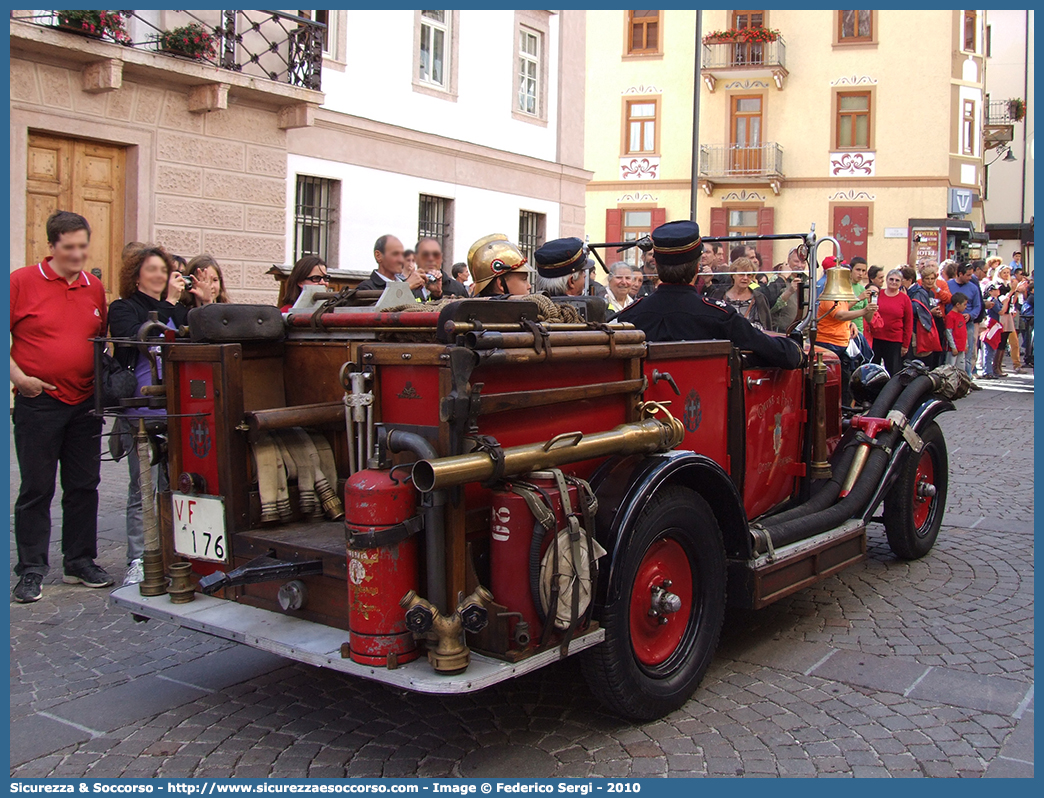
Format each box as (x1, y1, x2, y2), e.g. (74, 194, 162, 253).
(412, 10, 460, 102)
(832, 10, 878, 48)
(293, 174, 340, 266)
(309, 10, 348, 73)
(832, 88, 876, 151)
(621, 95, 661, 157)
(511, 10, 551, 127)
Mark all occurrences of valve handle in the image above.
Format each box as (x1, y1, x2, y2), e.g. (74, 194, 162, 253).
(651, 369, 681, 396)
(543, 431, 584, 452)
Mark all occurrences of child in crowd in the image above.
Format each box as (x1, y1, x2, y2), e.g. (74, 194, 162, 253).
(981, 283, 1003, 378)
(944, 293, 969, 372)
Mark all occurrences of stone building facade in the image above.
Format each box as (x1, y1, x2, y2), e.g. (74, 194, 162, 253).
(10, 15, 322, 305)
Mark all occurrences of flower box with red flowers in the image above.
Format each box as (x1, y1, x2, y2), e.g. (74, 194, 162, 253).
(156, 23, 217, 61)
(703, 27, 781, 45)
(55, 10, 131, 43)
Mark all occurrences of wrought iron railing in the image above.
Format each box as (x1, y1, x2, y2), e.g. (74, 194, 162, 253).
(699, 143, 784, 178)
(702, 38, 786, 71)
(10, 10, 324, 91)
(986, 98, 1023, 125)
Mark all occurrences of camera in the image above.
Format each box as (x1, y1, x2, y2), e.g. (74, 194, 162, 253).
(426, 272, 440, 283)
(182, 275, 193, 289)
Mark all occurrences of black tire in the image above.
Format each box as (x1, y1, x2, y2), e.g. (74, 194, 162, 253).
(883, 421, 948, 560)
(581, 485, 726, 720)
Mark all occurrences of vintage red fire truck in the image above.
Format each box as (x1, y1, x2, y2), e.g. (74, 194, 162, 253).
(110, 231, 963, 720)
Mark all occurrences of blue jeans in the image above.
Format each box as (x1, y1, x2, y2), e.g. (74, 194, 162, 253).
(818, 341, 853, 407)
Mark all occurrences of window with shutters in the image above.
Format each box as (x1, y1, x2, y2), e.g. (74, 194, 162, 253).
(836, 91, 872, 149)
(726, 209, 759, 239)
(624, 99, 659, 155)
(626, 10, 661, 55)
(606, 208, 664, 267)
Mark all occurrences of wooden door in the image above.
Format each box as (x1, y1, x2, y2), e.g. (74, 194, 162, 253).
(26, 133, 125, 299)
(730, 96, 762, 175)
(730, 10, 765, 65)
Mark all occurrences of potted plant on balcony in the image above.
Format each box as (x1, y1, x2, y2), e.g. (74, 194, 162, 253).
(55, 10, 131, 43)
(1007, 98, 1026, 122)
(156, 23, 217, 61)
(705, 26, 780, 44)
(703, 27, 781, 45)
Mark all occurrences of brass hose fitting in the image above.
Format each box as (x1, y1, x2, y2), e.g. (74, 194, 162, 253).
(400, 586, 494, 675)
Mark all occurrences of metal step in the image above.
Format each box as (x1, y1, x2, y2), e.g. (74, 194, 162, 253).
(110, 586, 605, 694)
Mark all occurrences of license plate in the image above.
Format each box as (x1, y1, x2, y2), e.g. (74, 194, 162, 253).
(172, 493, 228, 563)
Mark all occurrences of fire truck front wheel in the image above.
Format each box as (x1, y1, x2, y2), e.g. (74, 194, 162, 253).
(883, 421, 948, 560)
(582, 485, 726, 721)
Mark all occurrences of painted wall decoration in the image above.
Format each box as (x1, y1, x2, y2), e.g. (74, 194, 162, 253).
(616, 193, 658, 202)
(622, 84, 662, 95)
(829, 75, 878, 86)
(830, 151, 876, 177)
(721, 190, 766, 201)
(828, 189, 876, 201)
(620, 156, 660, 180)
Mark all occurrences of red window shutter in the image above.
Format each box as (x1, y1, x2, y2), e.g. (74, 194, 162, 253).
(757, 207, 775, 268)
(832, 205, 870, 262)
(605, 208, 623, 244)
(651, 208, 666, 231)
(709, 207, 727, 238)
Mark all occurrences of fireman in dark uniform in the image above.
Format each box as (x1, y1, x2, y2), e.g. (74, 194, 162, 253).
(617, 221, 805, 370)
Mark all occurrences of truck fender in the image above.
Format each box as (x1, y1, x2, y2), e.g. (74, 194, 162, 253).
(862, 397, 955, 521)
(589, 451, 749, 606)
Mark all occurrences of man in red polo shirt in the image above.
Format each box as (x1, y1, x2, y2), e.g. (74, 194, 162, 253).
(10, 210, 114, 602)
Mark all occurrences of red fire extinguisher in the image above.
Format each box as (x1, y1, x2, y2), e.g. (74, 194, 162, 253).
(489, 472, 580, 645)
(344, 469, 420, 666)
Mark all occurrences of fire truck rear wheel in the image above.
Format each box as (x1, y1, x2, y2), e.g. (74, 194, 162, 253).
(582, 485, 726, 721)
(883, 421, 948, 560)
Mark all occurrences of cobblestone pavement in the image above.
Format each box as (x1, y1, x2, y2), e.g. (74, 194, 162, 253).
(9, 372, 1034, 778)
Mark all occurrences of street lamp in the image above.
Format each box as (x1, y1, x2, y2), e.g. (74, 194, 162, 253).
(987, 144, 1018, 166)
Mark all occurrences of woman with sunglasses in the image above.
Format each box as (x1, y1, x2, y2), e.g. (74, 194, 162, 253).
(870, 268, 913, 376)
(279, 255, 328, 312)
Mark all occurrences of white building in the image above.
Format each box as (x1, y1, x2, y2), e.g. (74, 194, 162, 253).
(285, 9, 591, 278)
(982, 9, 1034, 269)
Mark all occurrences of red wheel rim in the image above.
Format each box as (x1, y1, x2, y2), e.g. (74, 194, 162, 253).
(911, 449, 936, 530)
(629, 538, 694, 667)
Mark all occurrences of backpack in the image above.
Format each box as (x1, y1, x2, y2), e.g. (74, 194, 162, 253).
(910, 298, 943, 354)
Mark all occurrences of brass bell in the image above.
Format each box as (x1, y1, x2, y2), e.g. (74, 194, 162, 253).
(819, 266, 858, 303)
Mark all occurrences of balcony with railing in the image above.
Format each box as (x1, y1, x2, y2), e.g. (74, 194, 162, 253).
(10, 10, 324, 114)
(983, 96, 1025, 150)
(701, 35, 788, 92)
(697, 144, 784, 195)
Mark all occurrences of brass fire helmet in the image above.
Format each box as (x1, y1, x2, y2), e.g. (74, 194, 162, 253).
(468, 234, 530, 295)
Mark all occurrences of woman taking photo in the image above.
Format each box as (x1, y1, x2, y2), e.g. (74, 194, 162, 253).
(279, 255, 329, 312)
(716, 257, 772, 330)
(870, 268, 913, 375)
(107, 246, 189, 586)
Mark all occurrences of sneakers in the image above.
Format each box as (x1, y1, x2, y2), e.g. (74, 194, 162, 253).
(12, 572, 44, 603)
(123, 558, 145, 587)
(62, 562, 115, 588)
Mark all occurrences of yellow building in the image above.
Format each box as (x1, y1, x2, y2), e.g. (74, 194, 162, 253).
(585, 10, 990, 270)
